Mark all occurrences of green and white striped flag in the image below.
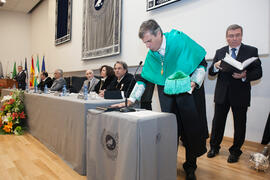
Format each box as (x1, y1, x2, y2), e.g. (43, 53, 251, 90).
(34, 55, 40, 86)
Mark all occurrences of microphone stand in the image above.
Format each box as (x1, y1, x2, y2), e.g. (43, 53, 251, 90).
(120, 61, 143, 112)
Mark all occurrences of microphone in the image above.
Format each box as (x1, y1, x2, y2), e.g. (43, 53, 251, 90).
(120, 61, 143, 112)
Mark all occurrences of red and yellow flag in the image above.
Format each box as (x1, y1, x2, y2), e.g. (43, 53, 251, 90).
(30, 56, 35, 87)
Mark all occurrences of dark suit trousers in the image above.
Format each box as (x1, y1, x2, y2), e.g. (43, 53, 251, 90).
(261, 113, 270, 145)
(210, 102, 247, 156)
(157, 85, 198, 171)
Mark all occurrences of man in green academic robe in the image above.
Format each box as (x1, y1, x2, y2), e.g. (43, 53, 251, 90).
(113, 19, 208, 180)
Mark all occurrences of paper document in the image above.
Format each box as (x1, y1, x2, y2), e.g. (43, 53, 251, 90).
(128, 111, 164, 117)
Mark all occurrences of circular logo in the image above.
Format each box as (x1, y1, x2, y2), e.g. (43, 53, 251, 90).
(105, 135, 116, 151)
(94, 0, 104, 11)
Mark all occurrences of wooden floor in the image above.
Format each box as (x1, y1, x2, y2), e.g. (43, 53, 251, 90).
(0, 133, 269, 180)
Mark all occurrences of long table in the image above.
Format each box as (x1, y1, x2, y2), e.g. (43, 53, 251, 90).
(86, 109, 177, 180)
(1, 89, 122, 175)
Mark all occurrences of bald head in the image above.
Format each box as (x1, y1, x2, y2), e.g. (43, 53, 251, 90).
(85, 69, 94, 80)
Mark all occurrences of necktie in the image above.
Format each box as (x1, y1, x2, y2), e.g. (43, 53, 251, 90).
(87, 81, 90, 92)
(231, 48, 237, 59)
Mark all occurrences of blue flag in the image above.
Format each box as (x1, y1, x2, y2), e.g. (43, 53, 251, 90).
(41, 56, 46, 72)
(25, 58, 27, 71)
(25, 58, 28, 84)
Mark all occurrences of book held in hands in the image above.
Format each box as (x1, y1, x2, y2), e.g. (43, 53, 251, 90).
(220, 53, 258, 73)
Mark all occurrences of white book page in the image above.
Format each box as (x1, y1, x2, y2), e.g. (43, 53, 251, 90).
(224, 53, 242, 70)
(223, 53, 258, 70)
(242, 57, 258, 69)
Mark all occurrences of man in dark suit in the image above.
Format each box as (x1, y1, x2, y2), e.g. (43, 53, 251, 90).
(14, 65, 26, 90)
(207, 24, 262, 163)
(37, 71, 53, 91)
(50, 69, 66, 91)
(100, 61, 135, 99)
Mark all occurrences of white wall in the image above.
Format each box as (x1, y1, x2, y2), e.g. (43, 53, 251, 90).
(0, 10, 31, 77)
(29, 0, 269, 74)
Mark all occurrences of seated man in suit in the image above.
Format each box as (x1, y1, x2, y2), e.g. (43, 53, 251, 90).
(50, 69, 66, 91)
(37, 71, 53, 91)
(207, 24, 262, 163)
(14, 65, 26, 90)
(99, 61, 135, 99)
(80, 69, 100, 93)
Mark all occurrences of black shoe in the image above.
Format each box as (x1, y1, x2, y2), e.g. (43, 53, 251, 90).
(227, 154, 239, 163)
(207, 149, 219, 158)
(186, 171, 196, 180)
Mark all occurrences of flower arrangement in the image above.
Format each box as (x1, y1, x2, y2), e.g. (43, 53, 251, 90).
(0, 90, 26, 135)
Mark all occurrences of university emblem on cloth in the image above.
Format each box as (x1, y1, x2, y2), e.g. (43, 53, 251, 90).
(89, 0, 107, 20)
(101, 129, 119, 160)
(94, 0, 104, 10)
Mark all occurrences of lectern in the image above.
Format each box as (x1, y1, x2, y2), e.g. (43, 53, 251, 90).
(0, 79, 18, 94)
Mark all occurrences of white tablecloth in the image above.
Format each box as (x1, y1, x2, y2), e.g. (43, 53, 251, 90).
(87, 109, 177, 180)
(1, 89, 122, 175)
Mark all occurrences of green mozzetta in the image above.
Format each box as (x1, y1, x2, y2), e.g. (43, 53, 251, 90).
(141, 29, 206, 90)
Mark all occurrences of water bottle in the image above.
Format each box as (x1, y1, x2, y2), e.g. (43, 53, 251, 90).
(83, 84, 88, 100)
(44, 84, 48, 94)
(62, 85, 67, 96)
(25, 84, 29, 92)
(34, 85, 38, 93)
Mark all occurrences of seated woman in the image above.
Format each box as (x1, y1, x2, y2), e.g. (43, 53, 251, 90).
(94, 65, 115, 94)
(80, 69, 100, 93)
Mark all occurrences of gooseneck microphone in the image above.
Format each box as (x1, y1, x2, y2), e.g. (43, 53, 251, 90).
(120, 61, 143, 112)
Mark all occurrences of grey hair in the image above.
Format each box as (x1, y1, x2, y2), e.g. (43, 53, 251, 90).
(86, 69, 94, 74)
(114, 61, 128, 73)
(226, 24, 243, 36)
(138, 19, 163, 39)
(56, 69, 63, 77)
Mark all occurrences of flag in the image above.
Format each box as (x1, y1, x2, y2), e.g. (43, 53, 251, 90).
(12, 62, 17, 79)
(41, 55, 46, 72)
(30, 56, 35, 87)
(0, 61, 3, 78)
(24, 58, 28, 85)
(34, 55, 40, 86)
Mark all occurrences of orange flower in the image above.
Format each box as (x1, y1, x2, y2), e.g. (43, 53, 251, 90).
(3, 122, 13, 133)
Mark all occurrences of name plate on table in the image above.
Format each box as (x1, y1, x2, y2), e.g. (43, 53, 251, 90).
(77, 94, 85, 99)
(54, 91, 61, 96)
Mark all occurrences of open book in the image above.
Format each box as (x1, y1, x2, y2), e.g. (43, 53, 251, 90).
(220, 53, 258, 73)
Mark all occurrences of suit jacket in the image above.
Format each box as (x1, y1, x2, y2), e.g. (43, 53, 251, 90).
(104, 73, 135, 99)
(37, 77, 53, 91)
(80, 77, 100, 93)
(209, 43, 262, 107)
(14, 71, 26, 90)
(94, 75, 115, 93)
(50, 77, 66, 91)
